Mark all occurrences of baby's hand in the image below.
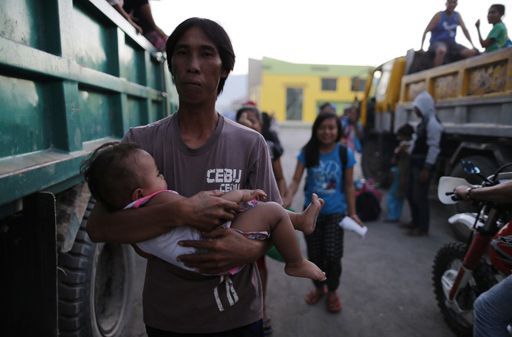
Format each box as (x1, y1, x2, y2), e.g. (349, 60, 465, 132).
(251, 189, 267, 201)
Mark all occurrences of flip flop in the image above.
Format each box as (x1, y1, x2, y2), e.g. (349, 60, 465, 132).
(304, 287, 325, 305)
(326, 292, 342, 313)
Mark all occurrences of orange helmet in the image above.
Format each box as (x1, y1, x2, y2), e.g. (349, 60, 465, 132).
(489, 221, 512, 275)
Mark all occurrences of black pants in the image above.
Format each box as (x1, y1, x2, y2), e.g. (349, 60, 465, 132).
(407, 163, 432, 232)
(146, 320, 263, 337)
(304, 213, 344, 291)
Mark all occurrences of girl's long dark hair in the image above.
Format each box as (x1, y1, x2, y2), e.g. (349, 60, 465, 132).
(303, 112, 342, 168)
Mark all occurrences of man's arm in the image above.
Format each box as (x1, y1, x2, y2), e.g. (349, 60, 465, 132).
(458, 15, 476, 49)
(86, 190, 239, 243)
(421, 13, 440, 49)
(178, 227, 271, 274)
(454, 181, 512, 203)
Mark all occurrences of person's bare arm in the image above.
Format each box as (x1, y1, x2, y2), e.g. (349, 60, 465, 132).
(86, 190, 238, 243)
(344, 167, 362, 225)
(422, 13, 440, 49)
(475, 19, 494, 48)
(458, 15, 476, 48)
(221, 189, 267, 203)
(454, 181, 512, 203)
(272, 159, 288, 199)
(111, 4, 143, 33)
(283, 162, 305, 208)
(178, 227, 271, 274)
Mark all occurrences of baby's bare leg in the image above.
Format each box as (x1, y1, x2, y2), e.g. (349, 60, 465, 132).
(288, 193, 324, 235)
(232, 202, 325, 281)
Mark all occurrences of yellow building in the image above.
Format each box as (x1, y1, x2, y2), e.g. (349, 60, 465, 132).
(249, 57, 372, 123)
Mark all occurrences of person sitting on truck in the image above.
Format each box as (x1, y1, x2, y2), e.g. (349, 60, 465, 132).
(107, 0, 168, 51)
(85, 17, 319, 336)
(402, 91, 443, 237)
(475, 4, 512, 53)
(81, 141, 326, 308)
(421, 0, 478, 67)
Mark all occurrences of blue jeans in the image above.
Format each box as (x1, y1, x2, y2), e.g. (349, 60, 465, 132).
(474, 275, 512, 337)
(386, 166, 404, 221)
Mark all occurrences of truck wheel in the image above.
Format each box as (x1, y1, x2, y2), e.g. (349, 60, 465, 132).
(57, 201, 135, 337)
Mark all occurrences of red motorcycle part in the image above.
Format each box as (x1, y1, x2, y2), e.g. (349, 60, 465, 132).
(489, 221, 512, 275)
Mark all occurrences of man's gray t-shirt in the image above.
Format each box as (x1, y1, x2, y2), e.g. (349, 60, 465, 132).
(124, 114, 281, 333)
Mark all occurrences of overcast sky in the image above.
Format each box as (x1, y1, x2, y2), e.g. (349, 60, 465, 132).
(151, 0, 509, 74)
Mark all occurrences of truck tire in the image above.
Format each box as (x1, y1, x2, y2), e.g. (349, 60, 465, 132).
(58, 201, 135, 337)
(449, 155, 497, 240)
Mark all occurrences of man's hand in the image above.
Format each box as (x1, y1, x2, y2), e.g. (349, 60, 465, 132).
(176, 191, 239, 233)
(177, 227, 267, 275)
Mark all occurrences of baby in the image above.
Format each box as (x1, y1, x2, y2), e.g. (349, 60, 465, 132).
(81, 142, 326, 282)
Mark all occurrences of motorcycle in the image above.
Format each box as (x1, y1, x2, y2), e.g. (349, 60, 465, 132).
(433, 160, 512, 337)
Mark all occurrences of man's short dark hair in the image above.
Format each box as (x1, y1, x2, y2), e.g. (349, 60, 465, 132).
(166, 17, 235, 96)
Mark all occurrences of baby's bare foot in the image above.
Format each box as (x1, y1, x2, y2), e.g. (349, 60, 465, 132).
(285, 259, 326, 281)
(301, 193, 324, 235)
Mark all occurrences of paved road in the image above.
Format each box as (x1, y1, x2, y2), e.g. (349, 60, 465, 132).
(126, 124, 458, 337)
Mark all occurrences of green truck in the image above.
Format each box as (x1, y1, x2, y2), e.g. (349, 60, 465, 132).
(0, 1, 175, 336)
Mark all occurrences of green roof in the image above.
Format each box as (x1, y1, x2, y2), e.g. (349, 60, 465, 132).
(262, 57, 372, 77)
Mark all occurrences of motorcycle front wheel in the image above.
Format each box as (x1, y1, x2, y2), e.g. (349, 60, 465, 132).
(432, 242, 497, 337)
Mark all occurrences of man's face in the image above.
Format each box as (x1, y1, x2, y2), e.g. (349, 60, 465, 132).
(446, 0, 457, 11)
(171, 26, 227, 104)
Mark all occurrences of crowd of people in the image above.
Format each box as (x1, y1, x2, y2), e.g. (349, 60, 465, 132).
(80, 3, 512, 336)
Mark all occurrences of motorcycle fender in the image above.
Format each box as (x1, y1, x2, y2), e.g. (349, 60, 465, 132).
(448, 213, 484, 230)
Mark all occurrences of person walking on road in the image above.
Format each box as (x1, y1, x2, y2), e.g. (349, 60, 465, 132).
(284, 111, 362, 313)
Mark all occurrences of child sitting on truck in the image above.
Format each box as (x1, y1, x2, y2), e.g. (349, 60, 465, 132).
(475, 4, 512, 53)
(81, 142, 326, 285)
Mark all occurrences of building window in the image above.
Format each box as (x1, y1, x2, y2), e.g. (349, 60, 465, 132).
(351, 77, 366, 92)
(286, 87, 303, 121)
(321, 78, 337, 91)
